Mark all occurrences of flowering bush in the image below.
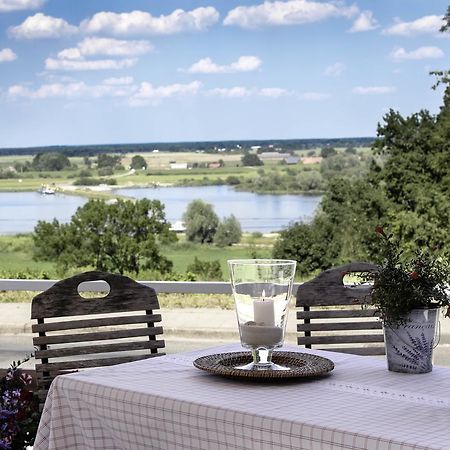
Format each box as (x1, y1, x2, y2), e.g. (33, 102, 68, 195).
(368, 227, 450, 325)
(0, 357, 40, 450)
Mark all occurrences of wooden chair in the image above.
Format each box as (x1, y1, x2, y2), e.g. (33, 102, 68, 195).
(31, 271, 165, 407)
(296, 262, 384, 356)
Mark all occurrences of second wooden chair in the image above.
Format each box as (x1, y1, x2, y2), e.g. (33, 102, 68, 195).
(296, 262, 384, 356)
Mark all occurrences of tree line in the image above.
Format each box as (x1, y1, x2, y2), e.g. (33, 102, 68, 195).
(0, 137, 374, 157)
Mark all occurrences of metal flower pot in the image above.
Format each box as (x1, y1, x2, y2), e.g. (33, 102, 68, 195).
(383, 308, 440, 374)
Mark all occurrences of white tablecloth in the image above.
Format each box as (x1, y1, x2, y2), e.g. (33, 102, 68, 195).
(34, 344, 450, 450)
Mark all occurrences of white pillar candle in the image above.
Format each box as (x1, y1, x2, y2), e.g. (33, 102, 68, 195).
(240, 323, 283, 347)
(253, 299, 275, 326)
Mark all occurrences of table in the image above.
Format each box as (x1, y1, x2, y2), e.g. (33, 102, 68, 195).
(34, 344, 450, 450)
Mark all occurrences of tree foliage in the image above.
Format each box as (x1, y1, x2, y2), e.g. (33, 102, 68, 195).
(32, 152, 71, 171)
(131, 155, 147, 170)
(33, 199, 176, 275)
(241, 153, 263, 166)
(183, 200, 219, 243)
(214, 215, 242, 247)
(320, 147, 337, 158)
(97, 154, 121, 169)
(186, 257, 223, 280)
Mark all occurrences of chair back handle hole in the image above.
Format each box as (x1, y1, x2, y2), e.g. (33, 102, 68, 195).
(77, 280, 110, 299)
(342, 272, 374, 287)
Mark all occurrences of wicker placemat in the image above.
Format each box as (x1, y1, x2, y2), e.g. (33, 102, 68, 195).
(193, 351, 334, 379)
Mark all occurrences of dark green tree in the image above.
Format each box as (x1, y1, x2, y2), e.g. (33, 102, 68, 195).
(131, 155, 147, 170)
(32, 152, 71, 171)
(214, 215, 242, 247)
(320, 147, 337, 158)
(33, 199, 176, 275)
(241, 153, 263, 166)
(97, 154, 121, 169)
(183, 200, 219, 243)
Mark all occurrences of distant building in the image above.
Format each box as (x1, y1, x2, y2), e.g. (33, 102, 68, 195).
(208, 162, 222, 169)
(170, 162, 188, 169)
(259, 152, 284, 161)
(300, 156, 323, 165)
(251, 145, 262, 151)
(284, 156, 300, 165)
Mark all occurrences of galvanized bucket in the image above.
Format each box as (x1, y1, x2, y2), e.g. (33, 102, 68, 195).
(383, 308, 440, 374)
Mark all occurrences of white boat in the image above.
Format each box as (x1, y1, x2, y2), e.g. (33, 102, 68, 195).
(39, 186, 56, 195)
(169, 220, 186, 232)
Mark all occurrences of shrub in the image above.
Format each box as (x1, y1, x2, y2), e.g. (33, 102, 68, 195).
(187, 257, 223, 280)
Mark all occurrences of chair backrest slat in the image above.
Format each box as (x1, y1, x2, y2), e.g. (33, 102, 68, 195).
(34, 340, 163, 359)
(296, 262, 384, 355)
(297, 308, 378, 319)
(31, 271, 159, 318)
(297, 321, 382, 332)
(35, 353, 156, 373)
(31, 313, 162, 332)
(31, 270, 165, 410)
(33, 326, 164, 345)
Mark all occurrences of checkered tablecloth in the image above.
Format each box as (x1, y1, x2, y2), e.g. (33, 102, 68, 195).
(34, 344, 450, 450)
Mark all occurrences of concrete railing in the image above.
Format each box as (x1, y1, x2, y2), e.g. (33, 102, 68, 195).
(0, 279, 301, 295)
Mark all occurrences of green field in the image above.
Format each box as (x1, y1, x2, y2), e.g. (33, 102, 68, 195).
(0, 233, 275, 279)
(0, 233, 276, 307)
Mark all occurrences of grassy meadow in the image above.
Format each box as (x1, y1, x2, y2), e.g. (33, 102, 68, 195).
(0, 232, 278, 307)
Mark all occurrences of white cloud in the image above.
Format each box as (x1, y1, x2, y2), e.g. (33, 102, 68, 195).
(81, 7, 219, 36)
(382, 15, 443, 37)
(300, 92, 330, 101)
(9, 13, 77, 39)
(390, 46, 444, 61)
(207, 87, 252, 97)
(45, 57, 137, 71)
(349, 10, 378, 32)
(103, 76, 134, 86)
(8, 82, 87, 99)
(8, 79, 138, 99)
(207, 86, 290, 98)
(223, 0, 358, 29)
(185, 56, 261, 74)
(58, 37, 153, 61)
(130, 80, 202, 106)
(352, 86, 396, 95)
(0, 0, 44, 12)
(324, 62, 345, 77)
(259, 87, 288, 98)
(0, 48, 17, 62)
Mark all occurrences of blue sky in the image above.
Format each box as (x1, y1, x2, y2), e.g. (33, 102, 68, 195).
(0, 0, 448, 147)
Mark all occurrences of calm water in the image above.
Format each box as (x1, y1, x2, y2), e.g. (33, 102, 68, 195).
(116, 186, 321, 232)
(0, 186, 321, 235)
(0, 192, 87, 235)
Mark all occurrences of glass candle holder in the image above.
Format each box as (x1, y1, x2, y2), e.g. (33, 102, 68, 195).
(228, 259, 297, 371)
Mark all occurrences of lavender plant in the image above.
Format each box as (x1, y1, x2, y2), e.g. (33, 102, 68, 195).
(0, 356, 40, 450)
(369, 227, 450, 325)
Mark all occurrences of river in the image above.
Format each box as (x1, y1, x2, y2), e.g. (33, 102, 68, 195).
(0, 186, 321, 234)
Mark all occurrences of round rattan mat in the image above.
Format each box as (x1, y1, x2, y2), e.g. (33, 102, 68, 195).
(193, 351, 334, 379)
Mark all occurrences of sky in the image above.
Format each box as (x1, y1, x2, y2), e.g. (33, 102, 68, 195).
(0, 0, 449, 148)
